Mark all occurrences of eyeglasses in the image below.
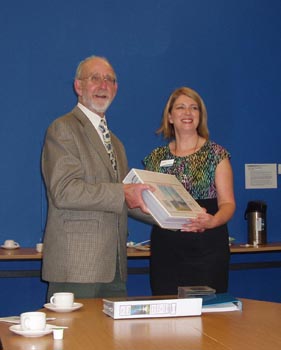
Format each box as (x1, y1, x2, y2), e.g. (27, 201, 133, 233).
(79, 73, 117, 86)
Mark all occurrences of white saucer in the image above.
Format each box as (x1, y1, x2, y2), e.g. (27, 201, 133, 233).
(9, 324, 53, 337)
(44, 302, 83, 313)
(1, 245, 20, 250)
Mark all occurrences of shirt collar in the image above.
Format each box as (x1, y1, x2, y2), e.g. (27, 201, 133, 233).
(77, 103, 105, 129)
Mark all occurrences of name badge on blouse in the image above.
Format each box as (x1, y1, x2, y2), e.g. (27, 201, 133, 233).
(160, 159, 174, 167)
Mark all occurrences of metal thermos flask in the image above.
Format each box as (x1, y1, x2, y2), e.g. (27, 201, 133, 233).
(244, 201, 267, 245)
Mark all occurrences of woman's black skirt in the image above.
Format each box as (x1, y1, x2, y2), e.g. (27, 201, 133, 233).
(149, 198, 230, 295)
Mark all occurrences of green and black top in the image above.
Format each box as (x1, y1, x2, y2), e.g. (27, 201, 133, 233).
(143, 140, 230, 200)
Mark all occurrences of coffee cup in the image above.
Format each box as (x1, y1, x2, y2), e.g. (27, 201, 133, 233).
(3, 240, 20, 248)
(20, 312, 46, 331)
(50, 292, 74, 308)
(36, 243, 44, 252)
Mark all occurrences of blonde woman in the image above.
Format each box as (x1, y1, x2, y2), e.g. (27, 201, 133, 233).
(144, 87, 235, 295)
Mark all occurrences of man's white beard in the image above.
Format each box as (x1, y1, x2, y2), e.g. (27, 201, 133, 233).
(82, 96, 112, 114)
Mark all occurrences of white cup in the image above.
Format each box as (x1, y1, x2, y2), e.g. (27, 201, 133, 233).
(50, 292, 74, 308)
(36, 243, 44, 252)
(20, 312, 46, 331)
(3, 240, 19, 248)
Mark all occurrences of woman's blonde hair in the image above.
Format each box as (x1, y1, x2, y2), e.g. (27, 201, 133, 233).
(157, 87, 209, 140)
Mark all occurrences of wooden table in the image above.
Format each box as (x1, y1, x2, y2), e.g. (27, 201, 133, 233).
(128, 242, 281, 257)
(230, 242, 281, 253)
(0, 248, 42, 260)
(229, 242, 281, 270)
(0, 247, 146, 260)
(1, 243, 281, 277)
(1, 242, 281, 260)
(0, 298, 280, 350)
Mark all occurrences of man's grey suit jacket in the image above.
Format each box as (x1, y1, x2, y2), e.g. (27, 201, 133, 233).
(41, 106, 129, 283)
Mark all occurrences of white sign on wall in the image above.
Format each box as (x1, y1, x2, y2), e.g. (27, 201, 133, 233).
(245, 164, 277, 189)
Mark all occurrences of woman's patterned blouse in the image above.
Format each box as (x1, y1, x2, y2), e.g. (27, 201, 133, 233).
(143, 140, 230, 200)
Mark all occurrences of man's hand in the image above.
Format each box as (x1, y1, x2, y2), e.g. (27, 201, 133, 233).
(123, 184, 154, 214)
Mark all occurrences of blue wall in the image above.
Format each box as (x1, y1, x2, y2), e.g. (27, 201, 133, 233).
(0, 0, 281, 315)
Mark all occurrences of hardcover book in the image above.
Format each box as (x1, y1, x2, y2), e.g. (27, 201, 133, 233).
(123, 168, 203, 229)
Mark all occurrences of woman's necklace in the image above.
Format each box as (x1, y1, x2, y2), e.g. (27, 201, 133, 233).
(174, 135, 199, 157)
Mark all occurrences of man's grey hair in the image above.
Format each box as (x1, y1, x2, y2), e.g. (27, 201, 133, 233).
(75, 55, 115, 80)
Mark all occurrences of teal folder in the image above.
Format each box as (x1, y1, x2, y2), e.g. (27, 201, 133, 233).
(202, 293, 242, 313)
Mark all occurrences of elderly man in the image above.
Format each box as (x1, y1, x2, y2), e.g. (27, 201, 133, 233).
(42, 55, 151, 299)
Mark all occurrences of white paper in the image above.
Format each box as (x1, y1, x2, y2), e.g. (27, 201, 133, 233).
(202, 302, 241, 313)
(245, 164, 277, 189)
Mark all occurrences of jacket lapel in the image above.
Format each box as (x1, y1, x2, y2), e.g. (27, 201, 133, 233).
(72, 107, 118, 179)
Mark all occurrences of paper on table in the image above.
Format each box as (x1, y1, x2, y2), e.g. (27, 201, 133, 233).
(202, 302, 241, 313)
(0, 316, 56, 324)
(133, 240, 150, 247)
(0, 316, 20, 324)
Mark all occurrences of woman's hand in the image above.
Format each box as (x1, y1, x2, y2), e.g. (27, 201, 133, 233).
(180, 209, 216, 232)
(181, 158, 236, 233)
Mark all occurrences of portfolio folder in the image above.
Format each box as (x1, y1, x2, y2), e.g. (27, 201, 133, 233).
(103, 297, 202, 319)
(201, 293, 242, 313)
(123, 168, 203, 229)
